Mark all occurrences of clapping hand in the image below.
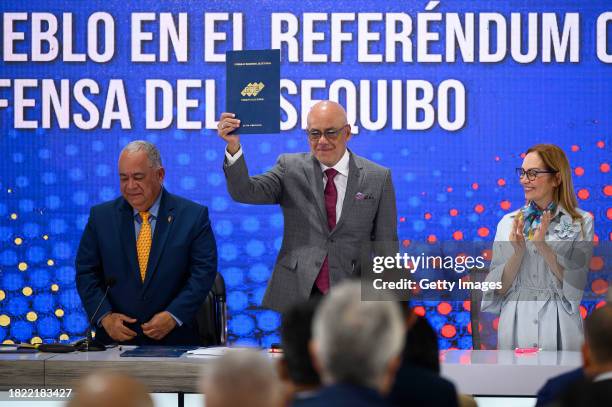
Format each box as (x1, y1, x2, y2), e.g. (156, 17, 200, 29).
(533, 210, 552, 253)
(509, 214, 526, 255)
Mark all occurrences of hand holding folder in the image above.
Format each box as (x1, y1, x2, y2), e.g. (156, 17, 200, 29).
(225, 49, 280, 134)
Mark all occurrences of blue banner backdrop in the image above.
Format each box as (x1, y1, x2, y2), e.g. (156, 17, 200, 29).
(0, 0, 610, 348)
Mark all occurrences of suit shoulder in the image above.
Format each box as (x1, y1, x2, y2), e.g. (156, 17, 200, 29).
(168, 192, 208, 212)
(352, 154, 390, 174)
(90, 196, 123, 215)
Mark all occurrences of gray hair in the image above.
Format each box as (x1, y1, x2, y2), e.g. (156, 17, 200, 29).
(121, 140, 162, 168)
(200, 349, 281, 407)
(312, 281, 404, 389)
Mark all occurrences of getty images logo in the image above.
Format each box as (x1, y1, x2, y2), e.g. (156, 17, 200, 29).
(241, 82, 265, 97)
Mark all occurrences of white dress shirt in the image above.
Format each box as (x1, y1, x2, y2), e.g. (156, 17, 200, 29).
(594, 371, 612, 382)
(225, 146, 350, 222)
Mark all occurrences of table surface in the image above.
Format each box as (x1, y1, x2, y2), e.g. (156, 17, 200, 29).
(44, 346, 210, 363)
(45, 346, 215, 393)
(0, 351, 55, 389)
(0, 348, 583, 396)
(0, 352, 55, 361)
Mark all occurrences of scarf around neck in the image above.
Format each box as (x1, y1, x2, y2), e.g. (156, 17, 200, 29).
(521, 201, 557, 240)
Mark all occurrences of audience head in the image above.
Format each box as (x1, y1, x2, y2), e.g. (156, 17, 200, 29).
(403, 313, 441, 373)
(396, 300, 440, 372)
(311, 281, 405, 394)
(280, 298, 321, 387)
(582, 304, 612, 376)
(200, 349, 282, 407)
(67, 372, 153, 407)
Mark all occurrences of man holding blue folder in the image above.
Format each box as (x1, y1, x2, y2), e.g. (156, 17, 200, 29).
(218, 101, 398, 312)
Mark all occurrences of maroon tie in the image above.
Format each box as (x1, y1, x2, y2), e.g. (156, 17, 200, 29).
(315, 168, 338, 294)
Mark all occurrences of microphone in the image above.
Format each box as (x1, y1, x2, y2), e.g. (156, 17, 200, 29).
(75, 277, 116, 352)
(215, 275, 227, 346)
(35, 278, 116, 353)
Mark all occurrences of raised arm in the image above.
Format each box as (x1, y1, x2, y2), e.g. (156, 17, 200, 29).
(218, 112, 284, 204)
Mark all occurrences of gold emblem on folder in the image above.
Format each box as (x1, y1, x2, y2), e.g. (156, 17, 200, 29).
(241, 82, 265, 97)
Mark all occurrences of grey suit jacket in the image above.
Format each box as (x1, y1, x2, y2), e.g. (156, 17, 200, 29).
(223, 150, 398, 312)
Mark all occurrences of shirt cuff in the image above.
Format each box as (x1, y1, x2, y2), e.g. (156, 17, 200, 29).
(167, 312, 183, 327)
(97, 311, 111, 327)
(225, 145, 243, 166)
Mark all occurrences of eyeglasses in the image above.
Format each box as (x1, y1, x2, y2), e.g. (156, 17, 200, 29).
(515, 167, 558, 181)
(306, 125, 347, 141)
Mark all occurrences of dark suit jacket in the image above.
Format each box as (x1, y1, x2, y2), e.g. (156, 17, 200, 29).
(389, 315, 459, 407)
(389, 364, 458, 407)
(555, 377, 612, 407)
(224, 150, 398, 312)
(75, 189, 217, 345)
(536, 367, 583, 407)
(292, 383, 392, 407)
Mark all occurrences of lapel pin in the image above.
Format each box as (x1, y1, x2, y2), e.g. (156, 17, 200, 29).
(168, 215, 173, 223)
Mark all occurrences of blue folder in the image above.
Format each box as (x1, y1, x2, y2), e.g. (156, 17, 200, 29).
(119, 346, 197, 358)
(226, 49, 280, 134)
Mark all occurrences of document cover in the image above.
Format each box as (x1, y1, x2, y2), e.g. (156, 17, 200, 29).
(226, 49, 280, 134)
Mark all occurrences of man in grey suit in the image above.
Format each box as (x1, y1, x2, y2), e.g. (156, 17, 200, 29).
(218, 101, 398, 312)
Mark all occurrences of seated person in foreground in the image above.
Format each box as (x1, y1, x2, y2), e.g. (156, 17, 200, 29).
(537, 289, 612, 406)
(553, 304, 612, 406)
(200, 349, 283, 407)
(536, 367, 584, 407)
(294, 281, 404, 407)
(68, 373, 153, 407)
(279, 299, 322, 405)
(388, 304, 459, 407)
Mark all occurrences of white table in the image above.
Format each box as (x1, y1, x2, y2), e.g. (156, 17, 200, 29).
(441, 350, 582, 396)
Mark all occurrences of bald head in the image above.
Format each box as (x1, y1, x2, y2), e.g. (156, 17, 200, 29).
(68, 373, 153, 407)
(307, 101, 348, 128)
(306, 100, 352, 167)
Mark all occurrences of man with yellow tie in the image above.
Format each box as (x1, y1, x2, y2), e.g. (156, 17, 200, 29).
(76, 141, 217, 345)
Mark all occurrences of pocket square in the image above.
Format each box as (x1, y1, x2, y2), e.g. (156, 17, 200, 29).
(355, 192, 374, 200)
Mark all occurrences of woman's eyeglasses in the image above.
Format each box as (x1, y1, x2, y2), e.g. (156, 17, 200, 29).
(515, 168, 558, 181)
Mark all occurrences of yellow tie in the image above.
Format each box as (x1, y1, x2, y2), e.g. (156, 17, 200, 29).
(136, 211, 152, 282)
